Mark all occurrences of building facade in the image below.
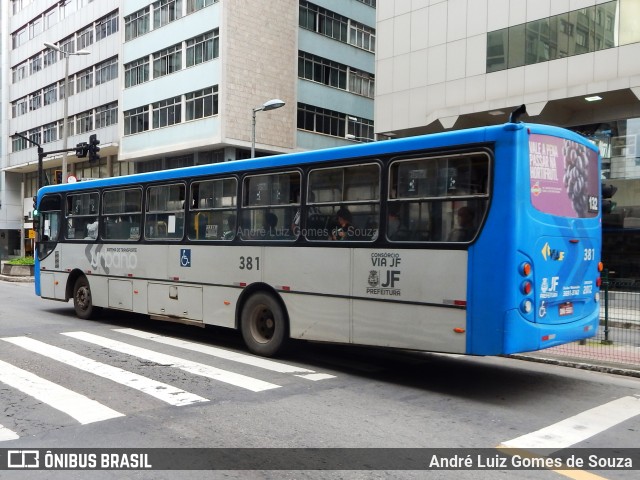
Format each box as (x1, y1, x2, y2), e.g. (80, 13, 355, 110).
(375, 0, 640, 282)
(0, 0, 376, 256)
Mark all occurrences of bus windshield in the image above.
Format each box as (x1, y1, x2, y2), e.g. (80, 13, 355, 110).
(529, 134, 600, 218)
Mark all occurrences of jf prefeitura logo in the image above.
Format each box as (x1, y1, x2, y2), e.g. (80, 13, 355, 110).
(366, 253, 402, 296)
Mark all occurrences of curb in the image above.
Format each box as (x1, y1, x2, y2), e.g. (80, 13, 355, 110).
(510, 354, 640, 378)
(0, 274, 34, 283)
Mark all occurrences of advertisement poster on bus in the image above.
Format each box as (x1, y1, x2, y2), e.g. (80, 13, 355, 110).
(529, 134, 599, 218)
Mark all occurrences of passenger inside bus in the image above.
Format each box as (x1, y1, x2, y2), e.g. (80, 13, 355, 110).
(448, 206, 475, 242)
(330, 207, 353, 240)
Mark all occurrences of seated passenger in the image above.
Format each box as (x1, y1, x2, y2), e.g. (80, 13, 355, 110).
(330, 207, 353, 241)
(448, 206, 475, 242)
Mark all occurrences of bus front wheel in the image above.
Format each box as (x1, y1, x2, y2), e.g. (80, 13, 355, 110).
(240, 292, 288, 357)
(73, 276, 99, 320)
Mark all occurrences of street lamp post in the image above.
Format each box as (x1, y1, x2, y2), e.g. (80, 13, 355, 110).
(44, 42, 90, 183)
(251, 99, 285, 158)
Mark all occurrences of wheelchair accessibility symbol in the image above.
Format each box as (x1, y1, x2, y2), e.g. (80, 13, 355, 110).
(180, 249, 191, 267)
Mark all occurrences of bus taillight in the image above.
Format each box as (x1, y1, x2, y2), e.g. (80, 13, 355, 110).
(519, 262, 533, 315)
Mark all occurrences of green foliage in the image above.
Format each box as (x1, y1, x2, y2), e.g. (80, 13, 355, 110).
(6, 257, 35, 266)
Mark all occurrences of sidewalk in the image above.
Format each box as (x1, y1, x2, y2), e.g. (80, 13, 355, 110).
(514, 345, 640, 378)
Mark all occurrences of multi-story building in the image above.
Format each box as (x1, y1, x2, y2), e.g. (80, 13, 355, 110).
(375, 0, 640, 281)
(0, 0, 376, 257)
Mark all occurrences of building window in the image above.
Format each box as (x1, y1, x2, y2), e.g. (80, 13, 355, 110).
(12, 62, 27, 83)
(60, 0, 78, 18)
(43, 84, 58, 106)
(153, 0, 183, 29)
(186, 29, 219, 67)
(349, 21, 375, 52)
(347, 116, 374, 142)
(185, 86, 218, 120)
(153, 96, 182, 128)
(187, 0, 215, 14)
(59, 35, 75, 57)
(44, 8, 58, 29)
(76, 110, 93, 134)
(125, 57, 150, 87)
(125, 7, 150, 41)
(29, 16, 43, 39)
(12, 97, 28, 118)
(348, 69, 375, 98)
(59, 79, 75, 99)
(44, 48, 57, 67)
(96, 11, 119, 41)
(12, 27, 27, 49)
(297, 103, 345, 138)
(29, 92, 42, 111)
(95, 102, 118, 129)
(12, 134, 29, 152)
(355, 0, 375, 7)
(43, 122, 58, 144)
(299, 1, 348, 43)
(29, 54, 42, 75)
(95, 57, 118, 85)
(77, 25, 93, 50)
(60, 118, 75, 138)
(76, 68, 93, 93)
(29, 128, 42, 146)
(153, 44, 182, 78)
(298, 51, 347, 90)
(124, 106, 150, 135)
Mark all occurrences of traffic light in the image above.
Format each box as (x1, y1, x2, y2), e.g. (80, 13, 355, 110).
(75, 142, 88, 158)
(601, 183, 618, 214)
(32, 196, 39, 226)
(88, 134, 100, 162)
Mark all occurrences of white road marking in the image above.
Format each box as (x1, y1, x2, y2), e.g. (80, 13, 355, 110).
(295, 373, 336, 381)
(2, 337, 208, 407)
(502, 395, 640, 450)
(113, 328, 335, 380)
(62, 331, 280, 392)
(0, 359, 123, 425)
(0, 424, 19, 441)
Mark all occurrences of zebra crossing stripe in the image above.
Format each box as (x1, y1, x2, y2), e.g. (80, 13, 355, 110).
(0, 359, 123, 425)
(61, 331, 280, 392)
(2, 337, 209, 407)
(114, 328, 335, 379)
(501, 395, 640, 450)
(0, 424, 19, 441)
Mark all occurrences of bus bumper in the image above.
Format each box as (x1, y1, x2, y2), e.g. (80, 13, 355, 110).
(502, 308, 600, 355)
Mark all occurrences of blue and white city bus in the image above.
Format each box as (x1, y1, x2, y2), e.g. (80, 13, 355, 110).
(33, 119, 603, 357)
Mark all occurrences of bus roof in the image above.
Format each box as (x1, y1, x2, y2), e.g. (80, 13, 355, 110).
(37, 122, 595, 196)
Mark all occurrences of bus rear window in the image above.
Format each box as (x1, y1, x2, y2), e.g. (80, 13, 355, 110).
(529, 134, 599, 218)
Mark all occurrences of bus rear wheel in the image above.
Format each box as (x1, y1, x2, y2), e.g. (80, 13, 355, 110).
(241, 292, 287, 357)
(73, 276, 99, 320)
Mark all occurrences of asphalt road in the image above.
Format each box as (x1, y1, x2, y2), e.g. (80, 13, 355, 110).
(0, 280, 639, 480)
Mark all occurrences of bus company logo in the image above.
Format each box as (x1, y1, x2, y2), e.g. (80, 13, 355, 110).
(540, 276, 559, 299)
(531, 182, 542, 196)
(368, 270, 379, 287)
(86, 245, 138, 273)
(541, 242, 565, 261)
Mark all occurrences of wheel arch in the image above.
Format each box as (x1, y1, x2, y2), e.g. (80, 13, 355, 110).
(235, 282, 289, 336)
(65, 269, 87, 301)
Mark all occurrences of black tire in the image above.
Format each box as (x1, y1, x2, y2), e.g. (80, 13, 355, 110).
(240, 292, 288, 357)
(73, 276, 100, 320)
